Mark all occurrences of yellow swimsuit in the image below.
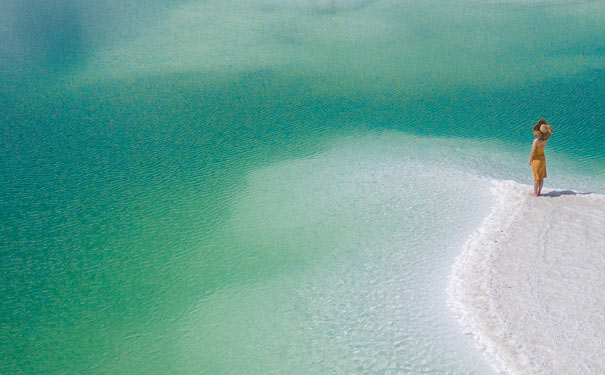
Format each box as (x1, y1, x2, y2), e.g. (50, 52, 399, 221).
(532, 145, 547, 180)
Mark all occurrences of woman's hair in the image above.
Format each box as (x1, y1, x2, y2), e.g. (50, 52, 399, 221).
(536, 131, 551, 141)
(535, 118, 549, 128)
(533, 119, 552, 140)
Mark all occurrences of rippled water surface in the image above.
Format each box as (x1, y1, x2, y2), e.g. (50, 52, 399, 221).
(1, 0, 604, 373)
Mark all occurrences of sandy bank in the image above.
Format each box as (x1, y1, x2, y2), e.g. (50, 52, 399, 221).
(448, 180, 605, 375)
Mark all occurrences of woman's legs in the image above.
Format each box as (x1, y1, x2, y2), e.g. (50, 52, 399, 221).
(538, 179, 544, 196)
(531, 179, 540, 196)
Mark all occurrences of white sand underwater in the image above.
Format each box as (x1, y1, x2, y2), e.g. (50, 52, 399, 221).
(449, 180, 605, 374)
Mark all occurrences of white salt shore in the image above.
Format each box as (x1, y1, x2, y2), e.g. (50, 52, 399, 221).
(448, 180, 605, 375)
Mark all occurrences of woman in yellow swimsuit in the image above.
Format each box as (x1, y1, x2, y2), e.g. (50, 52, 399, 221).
(528, 119, 554, 196)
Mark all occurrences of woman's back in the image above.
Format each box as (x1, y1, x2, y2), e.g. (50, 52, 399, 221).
(534, 143, 546, 158)
(535, 139, 548, 147)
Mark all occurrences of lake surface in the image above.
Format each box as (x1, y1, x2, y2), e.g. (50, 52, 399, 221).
(1, 0, 603, 373)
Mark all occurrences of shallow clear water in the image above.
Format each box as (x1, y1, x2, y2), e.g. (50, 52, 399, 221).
(1, 0, 604, 373)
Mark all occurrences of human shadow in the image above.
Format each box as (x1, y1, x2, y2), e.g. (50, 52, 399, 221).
(542, 190, 592, 198)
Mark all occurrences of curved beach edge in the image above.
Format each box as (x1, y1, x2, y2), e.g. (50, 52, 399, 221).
(447, 180, 605, 375)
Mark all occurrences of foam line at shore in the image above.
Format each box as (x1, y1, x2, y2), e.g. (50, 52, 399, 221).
(448, 180, 605, 374)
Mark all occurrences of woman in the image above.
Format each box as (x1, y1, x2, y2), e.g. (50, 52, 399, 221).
(528, 119, 554, 196)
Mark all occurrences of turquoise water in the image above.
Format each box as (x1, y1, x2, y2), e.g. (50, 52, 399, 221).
(1, 0, 604, 373)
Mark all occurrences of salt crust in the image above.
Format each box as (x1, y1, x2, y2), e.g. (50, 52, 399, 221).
(448, 180, 605, 375)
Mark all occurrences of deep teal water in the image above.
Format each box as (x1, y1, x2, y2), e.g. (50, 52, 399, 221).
(1, 0, 604, 373)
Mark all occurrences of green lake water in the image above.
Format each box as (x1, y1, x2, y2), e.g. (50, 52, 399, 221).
(1, 0, 603, 373)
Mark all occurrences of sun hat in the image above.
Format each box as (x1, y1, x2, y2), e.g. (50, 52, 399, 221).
(533, 119, 553, 140)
